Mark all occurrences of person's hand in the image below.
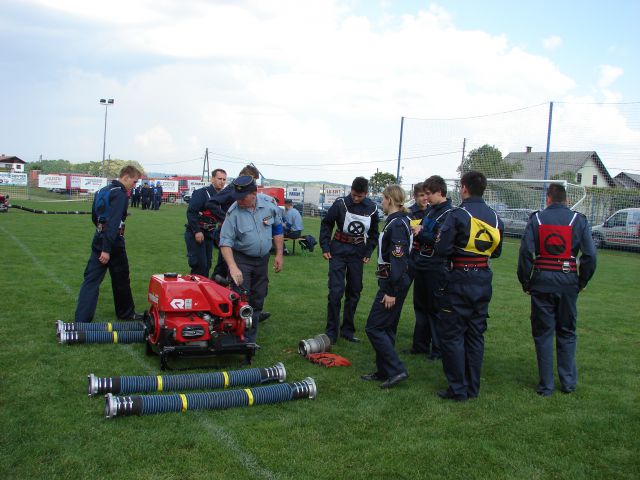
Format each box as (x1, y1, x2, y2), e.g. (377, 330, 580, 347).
(229, 266, 243, 286)
(195, 232, 204, 244)
(411, 225, 423, 235)
(363, 257, 370, 264)
(323, 252, 332, 260)
(99, 252, 110, 264)
(274, 254, 283, 273)
(381, 294, 396, 309)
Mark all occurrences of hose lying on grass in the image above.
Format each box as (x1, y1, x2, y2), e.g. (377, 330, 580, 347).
(88, 362, 287, 396)
(59, 330, 146, 345)
(56, 320, 145, 337)
(10, 204, 91, 214)
(104, 377, 317, 418)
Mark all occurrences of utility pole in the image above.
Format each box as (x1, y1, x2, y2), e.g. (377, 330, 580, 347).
(202, 148, 210, 181)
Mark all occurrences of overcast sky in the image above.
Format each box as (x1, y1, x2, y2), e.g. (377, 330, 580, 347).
(1, 0, 638, 185)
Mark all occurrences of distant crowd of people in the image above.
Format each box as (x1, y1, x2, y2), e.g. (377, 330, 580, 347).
(129, 180, 163, 210)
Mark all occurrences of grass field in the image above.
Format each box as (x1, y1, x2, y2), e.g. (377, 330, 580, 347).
(1, 201, 638, 479)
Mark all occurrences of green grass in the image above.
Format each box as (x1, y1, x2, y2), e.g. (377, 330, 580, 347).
(1, 202, 639, 479)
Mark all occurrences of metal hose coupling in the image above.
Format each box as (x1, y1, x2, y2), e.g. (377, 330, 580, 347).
(88, 362, 287, 397)
(298, 334, 332, 356)
(104, 376, 317, 419)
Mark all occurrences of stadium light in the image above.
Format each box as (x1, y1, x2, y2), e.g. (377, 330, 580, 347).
(99, 98, 115, 177)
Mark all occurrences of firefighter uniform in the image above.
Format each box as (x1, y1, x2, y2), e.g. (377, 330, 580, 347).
(434, 196, 503, 400)
(152, 182, 163, 210)
(409, 199, 453, 358)
(184, 184, 221, 277)
(517, 203, 596, 395)
(219, 180, 283, 344)
(74, 180, 137, 323)
(320, 195, 379, 343)
(365, 212, 413, 381)
(141, 184, 152, 209)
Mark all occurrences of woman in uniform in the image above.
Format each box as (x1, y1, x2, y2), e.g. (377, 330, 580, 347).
(362, 185, 413, 389)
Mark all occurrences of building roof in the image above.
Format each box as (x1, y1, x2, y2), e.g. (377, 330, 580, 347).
(503, 150, 616, 187)
(0, 155, 26, 164)
(614, 172, 640, 189)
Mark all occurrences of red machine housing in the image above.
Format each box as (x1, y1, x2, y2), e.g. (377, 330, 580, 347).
(144, 273, 255, 368)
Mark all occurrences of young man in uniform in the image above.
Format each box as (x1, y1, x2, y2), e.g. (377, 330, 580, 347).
(320, 177, 379, 344)
(219, 176, 284, 344)
(184, 168, 227, 277)
(283, 199, 304, 239)
(433, 170, 503, 401)
(517, 183, 596, 396)
(74, 165, 143, 323)
(409, 176, 452, 361)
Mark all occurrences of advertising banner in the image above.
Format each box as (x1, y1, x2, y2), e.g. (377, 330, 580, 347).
(70, 176, 82, 189)
(324, 187, 344, 204)
(38, 174, 67, 189)
(80, 177, 108, 192)
(286, 186, 304, 200)
(0, 173, 28, 186)
(187, 180, 208, 192)
(157, 180, 178, 193)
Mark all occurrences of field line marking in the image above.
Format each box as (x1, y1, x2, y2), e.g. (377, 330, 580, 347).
(120, 345, 280, 480)
(0, 225, 74, 295)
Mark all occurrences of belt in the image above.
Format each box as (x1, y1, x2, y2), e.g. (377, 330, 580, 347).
(412, 240, 434, 257)
(450, 256, 489, 270)
(375, 263, 391, 279)
(97, 224, 125, 236)
(534, 258, 577, 273)
(198, 222, 217, 232)
(334, 231, 365, 245)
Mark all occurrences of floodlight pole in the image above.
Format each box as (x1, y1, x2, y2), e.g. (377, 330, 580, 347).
(542, 101, 554, 209)
(100, 98, 114, 178)
(396, 116, 404, 183)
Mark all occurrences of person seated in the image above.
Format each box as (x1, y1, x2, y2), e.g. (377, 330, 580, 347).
(283, 199, 304, 239)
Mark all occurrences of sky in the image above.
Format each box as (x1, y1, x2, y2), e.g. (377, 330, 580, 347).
(1, 0, 638, 185)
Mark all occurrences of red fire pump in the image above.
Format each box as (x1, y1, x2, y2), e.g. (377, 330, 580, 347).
(144, 273, 256, 369)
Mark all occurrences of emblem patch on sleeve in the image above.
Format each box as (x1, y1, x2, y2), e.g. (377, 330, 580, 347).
(392, 244, 404, 258)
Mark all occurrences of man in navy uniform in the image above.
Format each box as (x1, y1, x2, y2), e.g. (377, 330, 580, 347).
(75, 165, 143, 323)
(140, 182, 152, 209)
(433, 171, 503, 401)
(152, 181, 163, 210)
(517, 183, 596, 396)
(320, 177, 379, 344)
(184, 169, 227, 277)
(219, 175, 283, 344)
(409, 176, 452, 361)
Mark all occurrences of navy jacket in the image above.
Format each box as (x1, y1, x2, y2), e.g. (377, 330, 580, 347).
(92, 180, 128, 253)
(378, 211, 412, 297)
(412, 198, 453, 270)
(319, 195, 379, 258)
(185, 184, 220, 234)
(517, 203, 596, 293)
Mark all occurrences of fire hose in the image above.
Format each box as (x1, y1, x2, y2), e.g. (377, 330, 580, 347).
(59, 330, 146, 345)
(56, 320, 145, 337)
(9, 204, 91, 214)
(88, 363, 286, 396)
(104, 377, 317, 418)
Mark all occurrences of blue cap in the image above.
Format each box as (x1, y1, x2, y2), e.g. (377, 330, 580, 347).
(231, 175, 258, 200)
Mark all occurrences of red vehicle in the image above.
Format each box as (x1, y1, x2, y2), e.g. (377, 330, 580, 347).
(258, 186, 285, 206)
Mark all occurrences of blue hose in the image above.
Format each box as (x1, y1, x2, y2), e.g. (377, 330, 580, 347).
(105, 377, 317, 418)
(56, 320, 144, 337)
(59, 330, 146, 345)
(88, 363, 286, 396)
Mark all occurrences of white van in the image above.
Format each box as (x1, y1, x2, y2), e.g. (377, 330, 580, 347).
(591, 208, 640, 250)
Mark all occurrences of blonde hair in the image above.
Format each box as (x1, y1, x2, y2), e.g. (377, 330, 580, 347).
(382, 184, 407, 213)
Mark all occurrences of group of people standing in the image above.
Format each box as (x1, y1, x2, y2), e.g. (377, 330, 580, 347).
(74, 164, 597, 401)
(130, 181, 163, 210)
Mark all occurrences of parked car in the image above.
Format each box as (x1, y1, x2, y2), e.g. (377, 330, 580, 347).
(591, 208, 640, 250)
(499, 208, 534, 237)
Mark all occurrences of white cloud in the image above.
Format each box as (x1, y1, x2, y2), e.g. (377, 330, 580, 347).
(543, 35, 562, 50)
(598, 64, 624, 88)
(135, 126, 175, 151)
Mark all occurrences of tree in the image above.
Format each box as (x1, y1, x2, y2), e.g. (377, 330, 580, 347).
(368, 171, 397, 195)
(458, 144, 522, 179)
(26, 158, 145, 177)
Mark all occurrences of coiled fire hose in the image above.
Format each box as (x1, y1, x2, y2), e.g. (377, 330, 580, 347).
(56, 320, 145, 337)
(88, 363, 286, 396)
(104, 377, 317, 418)
(59, 330, 146, 345)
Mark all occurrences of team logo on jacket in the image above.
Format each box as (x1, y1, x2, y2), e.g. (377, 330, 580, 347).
(392, 244, 404, 257)
(539, 225, 572, 257)
(347, 221, 365, 235)
(463, 218, 500, 256)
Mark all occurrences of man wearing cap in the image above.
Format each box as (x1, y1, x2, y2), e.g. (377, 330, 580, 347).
(320, 176, 379, 344)
(283, 199, 304, 239)
(219, 175, 284, 344)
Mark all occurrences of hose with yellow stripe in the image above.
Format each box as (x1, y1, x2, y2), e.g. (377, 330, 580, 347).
(59, 330, 145, 345)
(56, 320, 145, 337)
(104, 377, 317, 418)
(88, 363, 286, 397)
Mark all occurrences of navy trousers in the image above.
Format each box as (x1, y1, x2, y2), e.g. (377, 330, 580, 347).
(74, 235, 135, 323)
(325, 251, 364, 342)
(234, 252, 270, 344)
(365, 286, 409, 379)
(185, 230, 214, 278)
(530, 292, 578, 395)
(436, 269, 492, 399)
(410, 269, 441, 357)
